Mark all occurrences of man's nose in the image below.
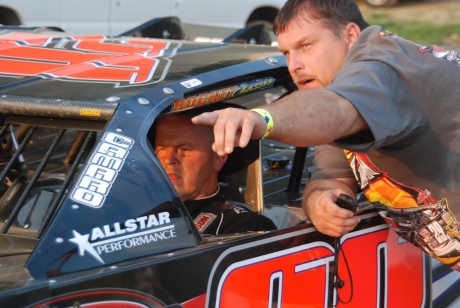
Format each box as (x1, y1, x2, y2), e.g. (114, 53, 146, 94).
(287, 52, 304, 74)
(163, 148, 179, 165)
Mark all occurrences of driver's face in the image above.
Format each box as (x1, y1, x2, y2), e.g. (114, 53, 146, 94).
(278, 16, 355, 90)
(155, 115, 225, 201)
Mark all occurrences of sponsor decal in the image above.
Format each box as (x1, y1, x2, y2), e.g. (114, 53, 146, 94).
(70, 132, 134, 208)
(231, 205, 249, 214)
(69, 212, 175, 264)
(0, 32, 179, 87)
(170, 77, 275, 113)
(419, 45, 460, 67)
(194, 213, 216, 232)
(180, 78, 202, 88)
(378, 29, 460, 67)
(80, 108, 101, 117)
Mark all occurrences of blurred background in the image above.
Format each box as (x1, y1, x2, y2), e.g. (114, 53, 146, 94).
(358, 0, 460, 47)
(0, 0, 458, 47)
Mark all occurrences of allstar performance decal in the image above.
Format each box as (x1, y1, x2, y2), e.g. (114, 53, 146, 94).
(70, 132, 134, 208)
(69, 212, 175, 264)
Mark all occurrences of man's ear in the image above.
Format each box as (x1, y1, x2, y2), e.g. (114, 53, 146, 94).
(213, 153, 228, 172)
(345, 22, 361, 50)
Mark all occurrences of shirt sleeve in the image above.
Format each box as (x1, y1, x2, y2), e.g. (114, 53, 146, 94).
(326, 27, 428, 152)
(310, 144, 354, 180)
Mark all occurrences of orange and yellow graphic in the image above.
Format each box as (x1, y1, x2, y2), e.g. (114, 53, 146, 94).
(345, 150, 460, 269)
(345, 150, 435, 208)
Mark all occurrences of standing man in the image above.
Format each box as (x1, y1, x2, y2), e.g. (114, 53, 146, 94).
(193, 0, 460, 270)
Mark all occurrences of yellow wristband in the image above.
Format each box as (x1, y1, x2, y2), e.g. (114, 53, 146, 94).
(251, 108, 274, 138)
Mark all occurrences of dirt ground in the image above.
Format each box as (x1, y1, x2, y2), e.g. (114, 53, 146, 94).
(358, 0, 460, 24)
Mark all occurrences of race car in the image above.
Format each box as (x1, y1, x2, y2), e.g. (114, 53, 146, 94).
(0, 20, 458, 308)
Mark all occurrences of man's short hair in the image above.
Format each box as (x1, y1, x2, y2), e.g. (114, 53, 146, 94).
(155, 112, 214, 156)
(154, 103, 243, 146)
(273, 0, 369, 38)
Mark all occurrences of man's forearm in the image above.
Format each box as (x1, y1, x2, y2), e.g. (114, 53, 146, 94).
(264, 89, 368, 147)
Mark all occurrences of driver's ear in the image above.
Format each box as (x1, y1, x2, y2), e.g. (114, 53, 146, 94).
(213, 153, 228, 172)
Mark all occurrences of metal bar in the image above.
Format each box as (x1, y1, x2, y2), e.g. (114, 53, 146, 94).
(9, 125, 25, 163)
(36, 131, 94, 238)
(0, 95, 117, 121)
(0, 126, 37, 186)
(2, 129, 65, 234)
(0, 124, 8, 138)
(63, 131, 88, 165)
(286, 147, 308, 192)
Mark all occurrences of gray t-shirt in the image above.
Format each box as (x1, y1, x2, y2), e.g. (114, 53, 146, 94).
(312, 26, 460, 269)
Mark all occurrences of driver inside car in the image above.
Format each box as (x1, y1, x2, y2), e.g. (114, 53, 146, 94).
(155, 110, 277, 235)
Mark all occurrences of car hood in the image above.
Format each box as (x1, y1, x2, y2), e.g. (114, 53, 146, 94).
(0, 30, 281, 102)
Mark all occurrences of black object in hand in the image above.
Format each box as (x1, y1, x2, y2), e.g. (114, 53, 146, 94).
(336, 194, 360, 214)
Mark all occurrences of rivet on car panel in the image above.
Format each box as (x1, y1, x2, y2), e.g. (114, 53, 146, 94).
(138, 98, 150, 105)
(163, 88, 174, 95)
(106, 96, 120, 102)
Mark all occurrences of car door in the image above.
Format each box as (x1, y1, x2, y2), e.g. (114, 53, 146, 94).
(109, 0, 172, 36)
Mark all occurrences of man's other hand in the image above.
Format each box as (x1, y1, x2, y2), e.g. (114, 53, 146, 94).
(192, 108, 268, 156)
(304, 189, 360, 237)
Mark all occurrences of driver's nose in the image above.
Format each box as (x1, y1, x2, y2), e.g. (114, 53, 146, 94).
(162, 147, 179, 165)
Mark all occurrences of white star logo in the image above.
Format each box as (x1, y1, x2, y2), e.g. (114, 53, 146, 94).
(69, 230, 105, 264)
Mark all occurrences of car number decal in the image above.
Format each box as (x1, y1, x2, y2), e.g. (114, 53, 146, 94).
(0, 32, 179, 87)
(210, 221, 428, 307)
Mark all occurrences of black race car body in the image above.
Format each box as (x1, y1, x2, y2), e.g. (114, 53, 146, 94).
(0, 25, 458, 308)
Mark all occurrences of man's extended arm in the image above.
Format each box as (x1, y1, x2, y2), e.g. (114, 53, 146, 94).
(303, 177, 360, 237)
(192, 89, 368, 156)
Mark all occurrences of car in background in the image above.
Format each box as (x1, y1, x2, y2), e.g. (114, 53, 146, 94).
(0, 0, 285, 36)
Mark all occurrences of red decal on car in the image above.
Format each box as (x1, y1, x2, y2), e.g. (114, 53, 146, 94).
(0, 32, 177, 87)
(216, 224, 426, 307)
(182, 293, 207, 308)
(217, 242, 334, 307)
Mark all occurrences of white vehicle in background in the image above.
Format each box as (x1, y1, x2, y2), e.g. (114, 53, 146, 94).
(0, 0, 286, 36)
